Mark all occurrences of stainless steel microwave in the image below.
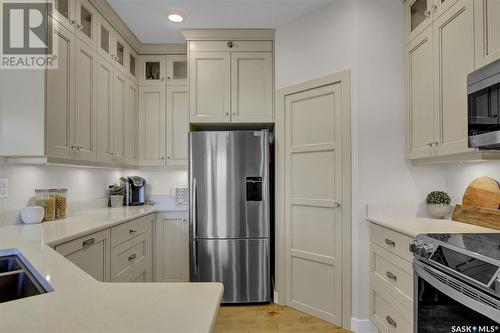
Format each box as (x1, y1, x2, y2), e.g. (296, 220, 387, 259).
(468, 58, 500, 149)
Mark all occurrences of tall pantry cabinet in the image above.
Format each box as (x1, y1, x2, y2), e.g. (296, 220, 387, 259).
(405, 0, 500, 163)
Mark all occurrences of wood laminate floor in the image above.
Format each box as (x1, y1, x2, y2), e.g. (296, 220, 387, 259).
(214, 303, 352, 333)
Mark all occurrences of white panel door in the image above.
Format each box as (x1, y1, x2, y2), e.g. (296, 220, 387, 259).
(406, 27, 434, 159)
(433, 0, 475, 156)
(154, 213, 189, 282)
(46, 22, 76, 160)
(166, 85, 189, 166)
(112, 70, 127, 163)
(189, 51, 231, 123)
(285, 83, 343, 325)
(231, 52, 273, 123)
(74, 38, 97, 161)
(96, 55, 114, 163)
(474, 0, 500, 68)
(124, 78, 138, 165)
(139, 86, 166, 166)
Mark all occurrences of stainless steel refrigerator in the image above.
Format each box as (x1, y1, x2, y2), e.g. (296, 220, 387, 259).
(189, 130, 271, 303)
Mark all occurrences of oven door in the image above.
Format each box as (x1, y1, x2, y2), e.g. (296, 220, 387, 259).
(414, 260, 500, 333)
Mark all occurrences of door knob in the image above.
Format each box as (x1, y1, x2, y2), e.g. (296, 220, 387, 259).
(227, 41, 234, 48)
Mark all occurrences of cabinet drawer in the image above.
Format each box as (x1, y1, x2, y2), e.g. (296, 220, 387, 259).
(370, 223, 414, 262)
(111, 214, 153, 247)
(111, 233, 148, 278)
(370, 244, 413, 310)
(189, 40, 272, 52)
(370, 286, 413, 333)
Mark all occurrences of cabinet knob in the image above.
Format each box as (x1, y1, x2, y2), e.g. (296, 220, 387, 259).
(424, 9, 432, 17)
(160, 157, 165, 160)
(386, 316, 397, 328)
(227, 41, 234, 48)
(167, 76, 171, 81)
(431, 4, 438, 12)
(160, 77, 165, 82)
(128, 253, 137, 261)
(69, 19, 76, 26)
(225, 112, 229, 116)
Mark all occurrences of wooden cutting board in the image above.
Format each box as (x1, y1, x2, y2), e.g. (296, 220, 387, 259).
(462, 176, 500, 209)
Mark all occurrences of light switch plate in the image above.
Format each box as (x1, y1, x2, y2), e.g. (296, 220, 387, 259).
(0, 178, 8, 199)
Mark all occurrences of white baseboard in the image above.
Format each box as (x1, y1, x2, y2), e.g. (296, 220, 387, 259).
(350, 318, 377, 333)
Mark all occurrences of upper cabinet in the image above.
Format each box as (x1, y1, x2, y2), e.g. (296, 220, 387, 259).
(52, 0, 76, 31)
(182, 31, 275, 124)
(75, 0, 97, 48)
(405, 0, 433, 42)
(139, 55, 166, 86)
(474, 0, 500, 68)
(167, 55, 188, 85)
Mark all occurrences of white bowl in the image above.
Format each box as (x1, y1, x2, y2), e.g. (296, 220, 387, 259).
(21, 206, 45, 224)
(427, 204, 451, 219)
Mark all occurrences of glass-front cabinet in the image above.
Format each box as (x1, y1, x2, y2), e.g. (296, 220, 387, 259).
(114, 35, 128, 73)
(166, 55, 187, 86)
(128, 50, 138, 80)
(96, 14, 115, 61)
(405, 0, 432, 42)
(139, 55, 166, 86)
(51, 0, 75, 31)
(75, 0, 96, 47)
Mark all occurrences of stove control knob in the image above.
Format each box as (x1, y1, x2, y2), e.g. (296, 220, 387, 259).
(418, 244, 434, 258)
(409, 240, 423, 254)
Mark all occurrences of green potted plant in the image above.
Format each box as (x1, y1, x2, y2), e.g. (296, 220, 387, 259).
(426, 191, 452, 219)
(109, 183, 125, 207)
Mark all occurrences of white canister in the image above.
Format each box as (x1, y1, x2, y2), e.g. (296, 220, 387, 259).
(21, 206, 45, 224)
(110, 195, 124, 207)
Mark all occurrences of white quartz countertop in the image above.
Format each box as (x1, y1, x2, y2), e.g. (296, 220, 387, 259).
(0, 205, 223, 333)
(367, 216, 498, 238)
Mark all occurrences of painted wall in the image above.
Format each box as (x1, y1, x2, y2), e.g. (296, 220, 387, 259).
(275, 0, 447, 322)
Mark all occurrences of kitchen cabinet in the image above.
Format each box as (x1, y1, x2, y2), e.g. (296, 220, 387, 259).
(139, 86, 166, 166)
(46, 23, 76, 160)
(166, 85, 189, 166)
(369, 223, 414, 332)
(96, 55, 115, 163)
(75, 0, 97, 48)
(405, 0, 433, 43)
(406, 0, 482, 162)
(55, 229, 111, 282)
(474, 0, 500, 68)
(52, 0, 76, 32)
(231, 52, 273, 123)
(124, 78, 139, 165)
(406, 27, 435, 159)
(154, 212, 189, 282)
(166, 55, 187, 85)
(128, 49, 138, 81)
(139, 55, 166, 86)
(96, 14, 115, 62)
(111, 70, 127, 163)
(186, 37, 274, 124)
(189, 51, 231, 123)
(110, 218, 152, 282)
(113, 34, 129, 75)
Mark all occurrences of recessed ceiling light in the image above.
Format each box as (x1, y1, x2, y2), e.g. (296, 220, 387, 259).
(166, 11, 185, 23)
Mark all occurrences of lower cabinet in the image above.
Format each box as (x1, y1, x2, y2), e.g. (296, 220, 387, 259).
(154, 212, 189, 282)
(55, 229, 111, 282)
(369, 223, 414, 332)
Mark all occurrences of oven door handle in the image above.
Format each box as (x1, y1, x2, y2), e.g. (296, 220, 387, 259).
(414, 261, 500, 323)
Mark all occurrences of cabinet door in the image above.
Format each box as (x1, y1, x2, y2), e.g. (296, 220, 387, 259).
(124, 78, 139, 165)
(128, 49, 138, 81)
(433, 0, 460, 19)
(139, 86, 166, 166)
(96, 14, 115, 62)
(75, 0, 97, 48)
(405, 0, 433, 42)
(166, 85, 189, 166)
(113, 35, 129, 75)
(112, 70, 127, 162)
(74, 38, 97, 161)
(51, 0, 76, 32)
(46, 22, 76, 160)
(231, 52, 273, 123)
(474, 0, 500, 68)
(406, 27, 435, 159)
(139, 55, 166, 86)
(433, 0, 475, 156)
(96, 55, 114, 163)
(166, 55, 187, 85)
(154, 213, 189, 282)
(189, 51, 231, 123)
(55, 229, 111, 282)
(110, 231, 152, 282)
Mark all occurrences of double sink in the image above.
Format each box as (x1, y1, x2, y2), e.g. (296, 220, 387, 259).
(0, 250, 53, 303)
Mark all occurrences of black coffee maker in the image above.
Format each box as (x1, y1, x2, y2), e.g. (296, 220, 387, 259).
(125, 176, 146, 206)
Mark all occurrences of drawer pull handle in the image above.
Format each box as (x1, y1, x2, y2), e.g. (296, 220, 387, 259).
(128, 253, 137, 261)
(129, 229, 137, 234)
(385, 238, 396, 247)
(386, 271, 397, 281)
(386, 315, 397, 328)
(82, 238, 95, 248)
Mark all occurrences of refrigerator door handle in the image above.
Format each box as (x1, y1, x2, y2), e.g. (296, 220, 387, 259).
(191, 178, 197, 239)
(193, 240, 198, 275)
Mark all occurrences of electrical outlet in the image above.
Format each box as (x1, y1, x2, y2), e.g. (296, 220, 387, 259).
(0, 178, 8, 199)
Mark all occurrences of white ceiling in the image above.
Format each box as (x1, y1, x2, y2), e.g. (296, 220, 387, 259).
(107, 0, 335, 43)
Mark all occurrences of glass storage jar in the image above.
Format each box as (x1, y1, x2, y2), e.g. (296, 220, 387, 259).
(54, 189, 67, 219)
(35, 189, 56, 221)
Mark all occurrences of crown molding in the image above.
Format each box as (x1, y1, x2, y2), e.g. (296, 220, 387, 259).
(181, 29, 275, 41)
(140, 44, 187, 55)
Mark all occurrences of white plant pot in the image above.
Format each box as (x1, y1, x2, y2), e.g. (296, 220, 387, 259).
(110, 195, 124, 207)
(21, 206, 45, 224)
(427, 204, 451, 219)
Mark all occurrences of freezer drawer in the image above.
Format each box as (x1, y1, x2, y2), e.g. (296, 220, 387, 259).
(190, 238, 271, 303)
